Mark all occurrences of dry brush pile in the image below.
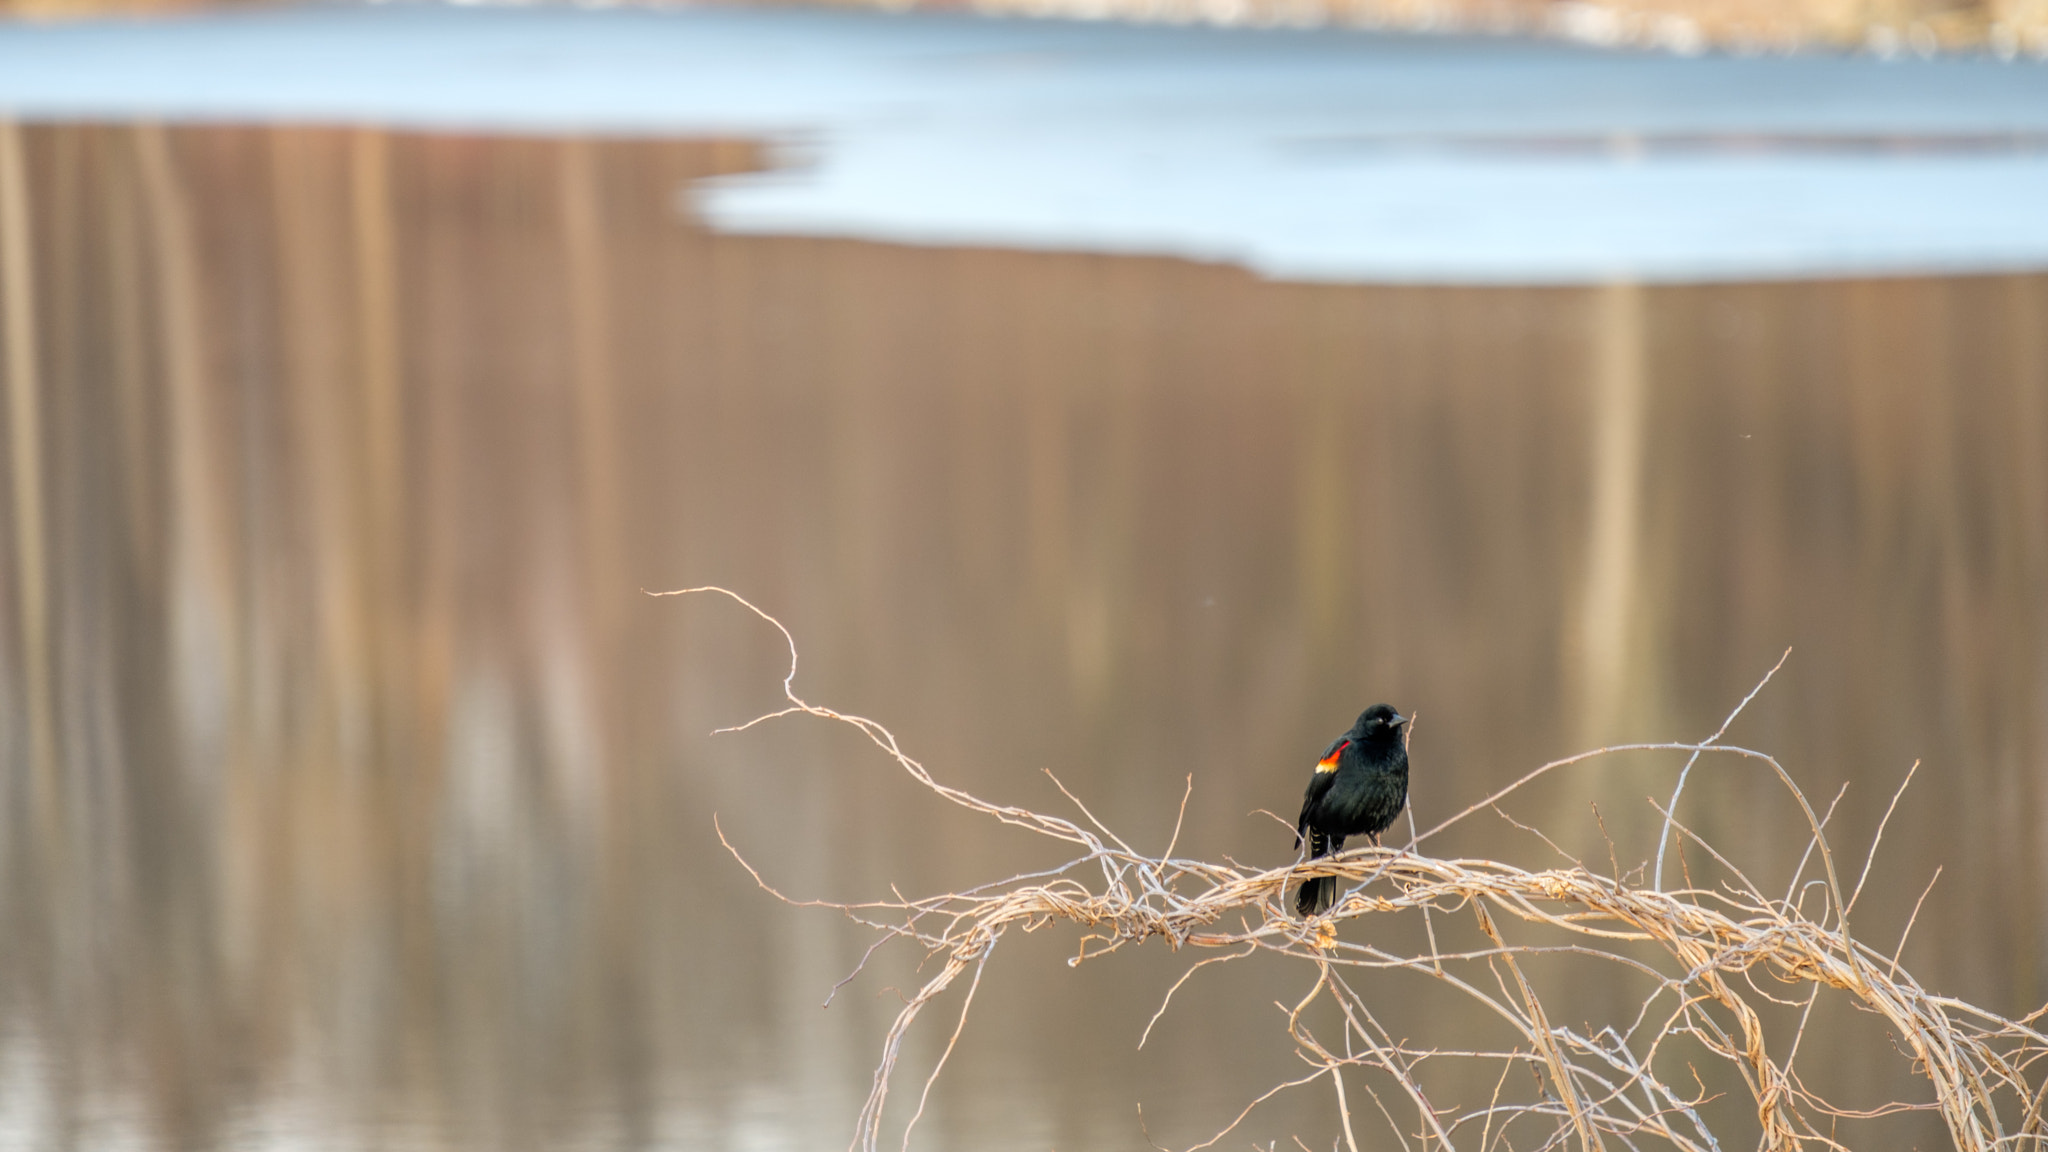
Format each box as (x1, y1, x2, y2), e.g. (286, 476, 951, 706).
(661, 586, 2048, 1152)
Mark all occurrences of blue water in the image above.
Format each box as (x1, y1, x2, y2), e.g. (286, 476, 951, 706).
(4, 3, 2048, 281)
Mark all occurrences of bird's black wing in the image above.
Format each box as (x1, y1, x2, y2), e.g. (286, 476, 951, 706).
(1294, 739, 1346, 849)
(1317, 732, 1350, 762)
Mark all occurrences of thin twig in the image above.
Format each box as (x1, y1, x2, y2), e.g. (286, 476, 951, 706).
(1891, 865, 1943, 980)
(1653, 647, 1791, 890)
(1849, 760, 1920, 916)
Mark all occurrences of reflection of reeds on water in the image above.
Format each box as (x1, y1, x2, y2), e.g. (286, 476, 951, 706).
(691, 586, 2047, 1152)
(1, 121, 56, 831)
(0, 121, 2044, 1149)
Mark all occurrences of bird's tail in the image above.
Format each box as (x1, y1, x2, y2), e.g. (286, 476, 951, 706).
(1294, 829, 1342, 918)
(1294, 874, 1337, 918)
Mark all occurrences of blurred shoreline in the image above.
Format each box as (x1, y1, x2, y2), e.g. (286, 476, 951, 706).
(3, 0, 2048, 58)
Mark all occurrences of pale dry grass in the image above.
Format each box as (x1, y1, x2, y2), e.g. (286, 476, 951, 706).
(658, 585, 2048, 1152)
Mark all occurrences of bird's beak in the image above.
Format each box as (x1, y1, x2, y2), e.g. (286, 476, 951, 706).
(1390, 713, 1408, 727)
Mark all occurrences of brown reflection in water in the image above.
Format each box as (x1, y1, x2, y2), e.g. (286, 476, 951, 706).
(0, 122, 2044, 1149)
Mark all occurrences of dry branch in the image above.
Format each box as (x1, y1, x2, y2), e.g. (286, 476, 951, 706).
(656, 585, 2048, 1152)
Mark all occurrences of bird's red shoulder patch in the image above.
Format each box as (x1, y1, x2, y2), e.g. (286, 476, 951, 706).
(1316, 740, 1350, 774)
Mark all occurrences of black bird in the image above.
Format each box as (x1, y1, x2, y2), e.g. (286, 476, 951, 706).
(1293, 704, 1410, 918)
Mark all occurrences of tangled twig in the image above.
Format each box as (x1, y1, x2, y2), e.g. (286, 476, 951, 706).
(656, 585, 2048, 1152)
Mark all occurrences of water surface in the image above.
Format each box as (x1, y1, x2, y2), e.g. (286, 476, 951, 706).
(0, 122, 2044, 1149)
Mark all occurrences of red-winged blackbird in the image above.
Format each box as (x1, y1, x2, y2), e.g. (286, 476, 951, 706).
(1293, 704, 1410, 918)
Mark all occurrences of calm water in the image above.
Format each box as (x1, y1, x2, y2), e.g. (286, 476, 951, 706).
(1, 122, 2045, 1150)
